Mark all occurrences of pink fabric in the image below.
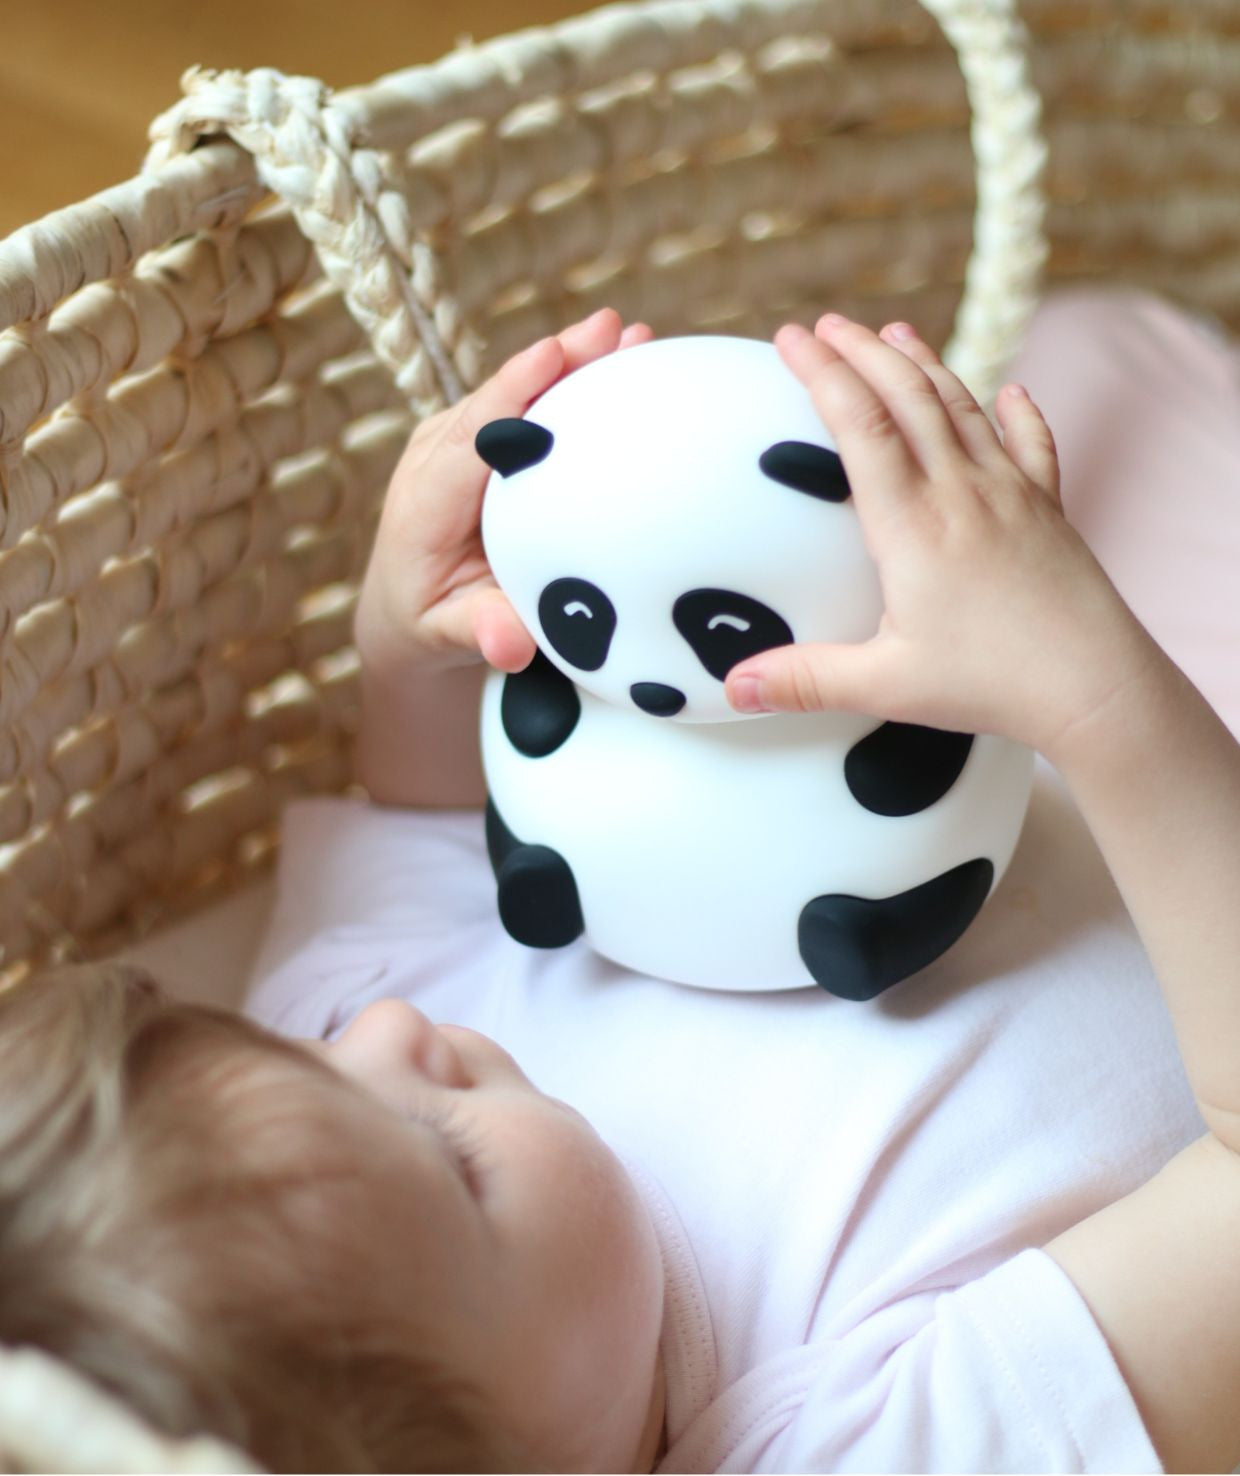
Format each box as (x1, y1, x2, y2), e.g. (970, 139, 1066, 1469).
(1008, 288, 1240, 737)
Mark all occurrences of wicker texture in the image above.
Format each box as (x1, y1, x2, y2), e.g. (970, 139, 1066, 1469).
(0, 156, 415, 977)
(143, 0, 1046, 413)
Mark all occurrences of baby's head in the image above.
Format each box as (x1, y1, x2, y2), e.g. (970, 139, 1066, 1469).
(0, 964, 665, 1472)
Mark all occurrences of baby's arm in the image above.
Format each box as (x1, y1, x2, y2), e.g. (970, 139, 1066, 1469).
(352, 310, 651, 808)
(1039, 665, 1240, 1474)
(726, 316, 1240, 1474)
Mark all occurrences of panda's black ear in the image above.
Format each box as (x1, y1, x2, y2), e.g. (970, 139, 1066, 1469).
(475, 418, 555, 477)
(758, 441, 851, 502)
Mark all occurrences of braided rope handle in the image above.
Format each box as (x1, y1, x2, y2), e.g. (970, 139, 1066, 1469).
(144, 68, 466, 420)
(924, 0, 1048, 402)
(144, 0, 1047, 414)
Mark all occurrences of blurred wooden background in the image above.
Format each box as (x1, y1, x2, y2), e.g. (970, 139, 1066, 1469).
(0, 0, 587, 236)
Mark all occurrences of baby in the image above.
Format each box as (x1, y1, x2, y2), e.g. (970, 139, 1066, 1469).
(1, 302, 1238, 1474)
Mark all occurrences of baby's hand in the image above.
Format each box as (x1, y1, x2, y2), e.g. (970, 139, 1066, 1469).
(725, 315, 1158, 764)
(355, 308, 653, 679)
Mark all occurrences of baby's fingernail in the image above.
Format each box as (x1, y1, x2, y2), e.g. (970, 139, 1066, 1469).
(886, 321, 918, 341)
(1005, 382, 1028, 398)
(778, 323, 814, 346)
(568, 307, 612, 332)
(519, 335, 555, 361)
(729, 674, 772, 713)
(819, 312, 848, 330)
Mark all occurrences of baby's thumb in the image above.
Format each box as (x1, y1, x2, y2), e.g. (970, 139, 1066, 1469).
(726, 640, 885, 716)
(472, 588, 538, 673)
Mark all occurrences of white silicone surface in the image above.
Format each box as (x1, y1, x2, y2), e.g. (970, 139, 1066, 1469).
(479, 336, 1035, 991)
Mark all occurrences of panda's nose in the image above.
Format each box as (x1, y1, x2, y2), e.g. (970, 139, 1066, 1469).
(630, 682, 686, 717)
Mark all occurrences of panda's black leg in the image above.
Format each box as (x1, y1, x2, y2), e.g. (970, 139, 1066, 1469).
(484, 797, 584, 949)
(484, 795, 520, 872)
(798, 858, 994, 1000)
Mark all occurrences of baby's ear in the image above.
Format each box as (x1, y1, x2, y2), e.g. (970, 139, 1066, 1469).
(476, 418, 555, 477)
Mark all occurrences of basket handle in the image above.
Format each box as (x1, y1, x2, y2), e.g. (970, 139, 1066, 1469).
(922, 0, 1049, 403)
(143, 0, 1049, 412)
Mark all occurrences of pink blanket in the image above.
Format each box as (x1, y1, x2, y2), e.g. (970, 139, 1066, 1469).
(1009, 288, 1240, 738)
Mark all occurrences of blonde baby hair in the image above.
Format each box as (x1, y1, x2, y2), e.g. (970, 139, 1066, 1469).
(0, 960, 531, 1473)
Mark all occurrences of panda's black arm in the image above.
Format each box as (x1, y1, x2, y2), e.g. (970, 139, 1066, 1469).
(353, 659, 488, 809)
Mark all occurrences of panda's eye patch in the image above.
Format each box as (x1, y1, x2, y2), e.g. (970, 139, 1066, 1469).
(673, 589, 793, 681)
(759, 441, 851, 502)
(538, 578, 617, 672)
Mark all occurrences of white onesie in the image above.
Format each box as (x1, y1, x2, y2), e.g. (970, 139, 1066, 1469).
(246, 759, 1198, 1473)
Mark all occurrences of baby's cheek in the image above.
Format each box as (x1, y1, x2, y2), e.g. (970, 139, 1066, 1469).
(489, 1108, 663, 1462)
(501, 1106, 640, 1296)
(561, 1121, 661, 1327)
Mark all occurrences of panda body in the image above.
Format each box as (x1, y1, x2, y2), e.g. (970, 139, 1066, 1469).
(481, 674, 1034, 991)
(475, 335, 1036, 998)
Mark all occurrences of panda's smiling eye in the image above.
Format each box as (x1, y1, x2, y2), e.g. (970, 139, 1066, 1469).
(673, 589, 793, 681)
(539, 578, 617, 672)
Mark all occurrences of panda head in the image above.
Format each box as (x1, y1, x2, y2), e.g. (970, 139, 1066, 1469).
(477, 335, 884, 723)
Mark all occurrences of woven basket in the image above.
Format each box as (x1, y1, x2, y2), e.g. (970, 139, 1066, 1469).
(0, 0, 1236, 1467)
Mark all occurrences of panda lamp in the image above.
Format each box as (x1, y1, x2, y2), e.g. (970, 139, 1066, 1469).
(475, 335, 1035, 999)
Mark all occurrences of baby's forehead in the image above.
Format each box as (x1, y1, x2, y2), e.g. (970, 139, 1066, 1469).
(147, 1035, 484, 1336)
(148, 1033, 374, 1181)
(164, 1029, 473, 1257)
(235, 1042, 452, 1184)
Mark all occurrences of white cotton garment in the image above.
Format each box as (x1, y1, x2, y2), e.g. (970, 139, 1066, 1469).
(244, 287, 1240, 1473)
(245, 764, 1197, 1475)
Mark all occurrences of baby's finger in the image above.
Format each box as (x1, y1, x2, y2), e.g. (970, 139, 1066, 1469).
(381, 340, 559, 553)
(471, 588, 538, 673)
(455, 331, 565, 431)
(555, 306, 630, 375)
(775, 324, 922, 517)
(429, 586, 537, 672)
(877, 323, 1003, 464)
(438, 308, 627, 460)
(815, 314, 968, 475)
(620, 321, 655, 349)
(994, 384, 1061, 506)
(726, 635, 898, 717)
